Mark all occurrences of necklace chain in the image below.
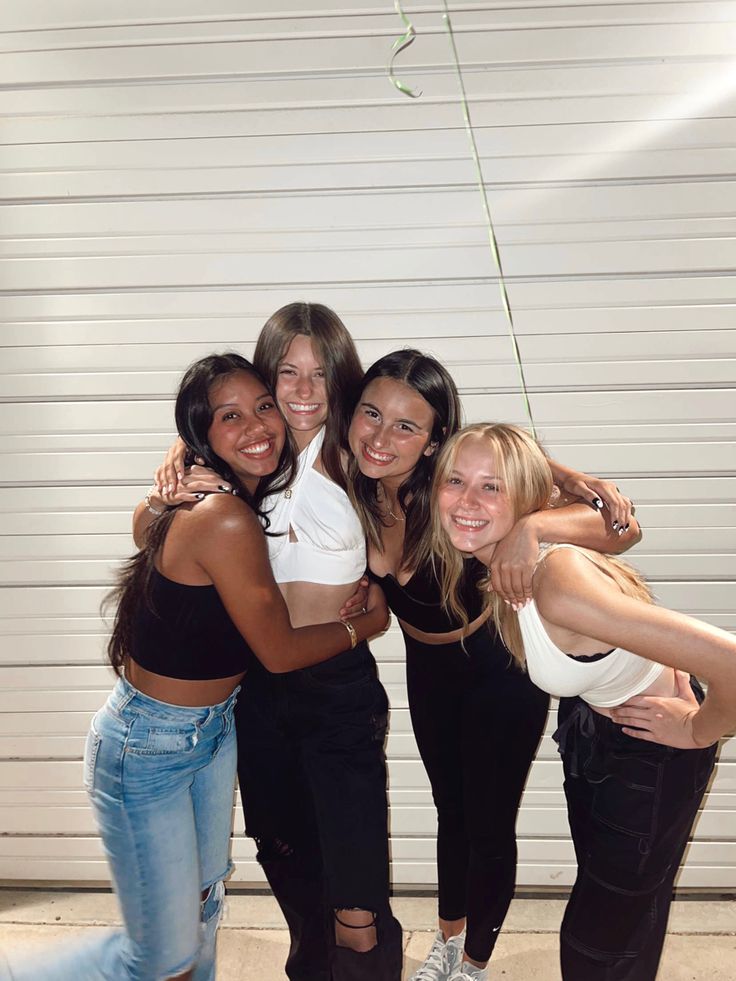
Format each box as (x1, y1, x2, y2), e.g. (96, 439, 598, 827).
(381, 491, 405, 523)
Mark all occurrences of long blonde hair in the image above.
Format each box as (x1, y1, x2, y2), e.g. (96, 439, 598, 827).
(430, 423, 652, 667)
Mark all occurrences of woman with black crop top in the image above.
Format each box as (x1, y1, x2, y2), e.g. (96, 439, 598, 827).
(346, 351, 640, 981)
(138, 306, 403, 981)
(1, 354, 387, 981)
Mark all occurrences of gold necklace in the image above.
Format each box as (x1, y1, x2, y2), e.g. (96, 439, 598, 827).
(381, 492, 405, 523)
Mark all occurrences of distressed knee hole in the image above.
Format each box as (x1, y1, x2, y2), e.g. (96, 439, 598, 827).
(334, 908, 378, 952)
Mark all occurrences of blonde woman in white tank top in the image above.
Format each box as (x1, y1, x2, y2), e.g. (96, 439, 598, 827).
(431, 423, 736, 981)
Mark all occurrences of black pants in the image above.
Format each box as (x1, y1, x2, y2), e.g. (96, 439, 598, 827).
(235, 643, 402, 981)
(405, 625, 550, 963)
(556, 688, 718, 980)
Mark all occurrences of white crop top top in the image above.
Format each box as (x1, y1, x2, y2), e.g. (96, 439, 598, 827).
(263, 427, 366, 585)
(517, 544, 665, 708)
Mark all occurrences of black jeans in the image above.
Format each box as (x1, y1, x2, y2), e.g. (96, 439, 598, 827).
(405, 625, 550, 963)
(235, 643, 402, 981)
(556, 686, 718, 980)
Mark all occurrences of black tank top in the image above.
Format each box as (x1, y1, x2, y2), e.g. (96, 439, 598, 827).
(370, 558, 485, 634)
(130, 567, 256, 680)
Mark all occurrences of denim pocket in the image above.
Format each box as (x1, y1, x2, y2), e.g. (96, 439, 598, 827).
(83, 724, 101, 791)
(125, 723, 198, 756)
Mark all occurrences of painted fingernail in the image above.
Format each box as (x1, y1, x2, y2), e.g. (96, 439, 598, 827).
(195, 493, 205, 500)
(218, 485, 231, 493)
(177, 472, 183, 480)
(624, 523, 630, 531)
(167, 483, 173, 493)
(592, 497, 603, 510)
(612, 521, 619, 531)
(618, 527, 624, 536)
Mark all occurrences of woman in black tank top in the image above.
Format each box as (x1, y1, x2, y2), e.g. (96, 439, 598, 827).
(346, 351, 640, 981)
(3, 354, 389, 981)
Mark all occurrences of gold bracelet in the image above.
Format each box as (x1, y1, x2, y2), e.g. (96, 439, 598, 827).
(144, 487, 167, 516)
(340, 618, 358, 650)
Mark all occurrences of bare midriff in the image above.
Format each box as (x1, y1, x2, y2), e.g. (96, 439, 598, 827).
(279, 579, 363, 628)
(126, 659, 245, 707)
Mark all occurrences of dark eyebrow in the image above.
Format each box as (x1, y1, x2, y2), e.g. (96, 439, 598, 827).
(212, 391, 271, 412)
(279, 360, 323, 371)
(361, 401, 421, 428)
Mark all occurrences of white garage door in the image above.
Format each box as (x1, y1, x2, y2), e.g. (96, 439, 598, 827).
(1, 0, 734, 888)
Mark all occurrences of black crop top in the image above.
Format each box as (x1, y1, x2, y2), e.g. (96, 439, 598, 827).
(130, 568, 256, 680)
(370, 558, 485, 634)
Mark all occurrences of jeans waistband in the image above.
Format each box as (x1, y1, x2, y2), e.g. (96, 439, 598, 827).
(111, 674, 240, 724)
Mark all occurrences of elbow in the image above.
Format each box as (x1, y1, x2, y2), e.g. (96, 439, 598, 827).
(253, 654, 284, 674)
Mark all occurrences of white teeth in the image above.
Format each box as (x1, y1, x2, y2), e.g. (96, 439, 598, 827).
(364, 445, 394, 463)
(454, 516, 487, 528)
(287, 402, 319, 412)
(239, 441, 270, 455)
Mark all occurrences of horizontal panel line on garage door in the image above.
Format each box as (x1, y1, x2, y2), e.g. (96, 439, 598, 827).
(3, 383, 736, 401)
(5, 267, 736, 296)
(6, 171, 736, 207)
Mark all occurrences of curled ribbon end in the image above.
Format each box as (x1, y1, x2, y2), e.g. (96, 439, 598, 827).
(391, 79, 423, 99)
(387, 0, 422, 99)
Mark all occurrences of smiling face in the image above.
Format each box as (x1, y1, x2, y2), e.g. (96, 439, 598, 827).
(207, 370, 286, 493)
(348, 377, 437, 488)
(274, 333, 329, 450)
(436, 436, 516, 561)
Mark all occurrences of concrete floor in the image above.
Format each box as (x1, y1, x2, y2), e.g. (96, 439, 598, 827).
(1, 891, 735, 979)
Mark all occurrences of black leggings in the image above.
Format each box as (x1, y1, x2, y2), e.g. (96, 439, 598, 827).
(405, 625, 549, 964)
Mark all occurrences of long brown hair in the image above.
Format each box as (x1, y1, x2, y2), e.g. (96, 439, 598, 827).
(254, 302, 363, 490)
(347, 349, 463, 574)
(105, 354, 295, 676)
(430, 423, 652, 667)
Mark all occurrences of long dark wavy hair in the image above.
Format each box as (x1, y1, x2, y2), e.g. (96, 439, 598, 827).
(347, 349, 463, 574)
(254, 302, 363, 490)
(105, 353, 295, 675)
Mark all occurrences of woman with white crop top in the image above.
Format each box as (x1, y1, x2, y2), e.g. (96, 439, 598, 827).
(138, 304, 402, 981)
(431, 423, 736, 981)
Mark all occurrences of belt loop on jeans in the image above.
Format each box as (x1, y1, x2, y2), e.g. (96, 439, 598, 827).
(552, 700, 596, 778)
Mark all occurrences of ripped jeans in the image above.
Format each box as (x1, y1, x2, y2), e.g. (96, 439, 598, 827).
(1, 676, 239, 981)
(236, 646, 402, 981)
(556, 684, 717, 981)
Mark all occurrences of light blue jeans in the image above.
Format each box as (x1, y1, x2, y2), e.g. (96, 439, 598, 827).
(2, 676, 239, 981)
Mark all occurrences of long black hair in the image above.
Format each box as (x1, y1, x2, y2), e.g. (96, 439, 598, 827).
(347, 349, 462, 574)
(105, 353, 295, 675)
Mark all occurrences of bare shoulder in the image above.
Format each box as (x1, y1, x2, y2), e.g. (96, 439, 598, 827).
(189, 493, 262, 540)
(534, 546, 617, 620)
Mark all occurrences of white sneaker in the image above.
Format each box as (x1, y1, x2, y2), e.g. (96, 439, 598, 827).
(449, 961, 488, 981)
(409, 929, 466, 981)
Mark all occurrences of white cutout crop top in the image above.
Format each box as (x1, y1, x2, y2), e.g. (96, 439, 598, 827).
(263, 427, 366, 585)
(517, 544, 665, 707)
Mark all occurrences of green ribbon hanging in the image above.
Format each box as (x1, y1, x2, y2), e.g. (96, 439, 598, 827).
(388, 0, 422, 98)
(388, 0, 537, 437)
